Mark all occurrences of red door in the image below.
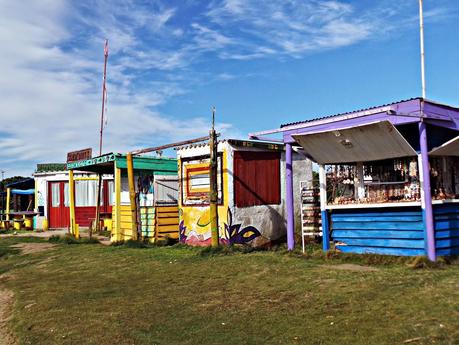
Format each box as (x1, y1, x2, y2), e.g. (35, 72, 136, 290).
(48, 181, 70, 228)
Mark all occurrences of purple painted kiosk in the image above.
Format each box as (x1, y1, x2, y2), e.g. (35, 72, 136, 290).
(252, 98, 459, 260)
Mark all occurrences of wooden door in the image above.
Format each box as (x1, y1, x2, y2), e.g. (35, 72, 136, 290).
(48, 181, 69, 228)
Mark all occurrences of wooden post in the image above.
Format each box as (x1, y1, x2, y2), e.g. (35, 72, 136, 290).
(94, 174, 102, 238)
(115, 166, 121, 242)
(355, 162, 365, 200)
(6, 188, 10, 221)
(126, 153, 138, 241)
(69, 170, 76, 237)
(286, 143, 295, 250)
(418, 121, 436, 261)
(319, 165, 330, 251)
(209, 107, 219, 247)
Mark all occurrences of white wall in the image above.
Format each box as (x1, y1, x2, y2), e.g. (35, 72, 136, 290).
(231, 146, 312, 244)
(33, 171, 112, 218)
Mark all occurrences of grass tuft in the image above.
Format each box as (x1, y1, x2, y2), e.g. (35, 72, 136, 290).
(198, 244, 268, 257)
(48, 235, 100, 245)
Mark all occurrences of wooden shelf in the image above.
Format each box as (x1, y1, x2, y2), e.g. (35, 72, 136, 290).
(325, 201, 421, 210)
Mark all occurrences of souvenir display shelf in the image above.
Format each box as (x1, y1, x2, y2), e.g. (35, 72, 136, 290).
(300, 181, 321, 252)
(325, 157, 459, 210)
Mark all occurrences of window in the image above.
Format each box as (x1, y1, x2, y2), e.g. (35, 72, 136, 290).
(181, 155, 223, 205)
(51, 183, 60, 207)
(75, 180, 97, 207)
(107, 180, 114, 206)
(64, 183, 69, 207)
(187, 167, 211, 197)
(234, 151, 281, 207)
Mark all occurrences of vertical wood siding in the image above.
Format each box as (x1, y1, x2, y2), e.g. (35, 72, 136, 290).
(113, 204, 179, 242)
(234, 151, 281, 207)
(434, 203, 459, 256)
(331, 207, 425, 256)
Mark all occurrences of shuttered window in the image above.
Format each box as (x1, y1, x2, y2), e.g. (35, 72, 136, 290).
(234, 151, 281, 207)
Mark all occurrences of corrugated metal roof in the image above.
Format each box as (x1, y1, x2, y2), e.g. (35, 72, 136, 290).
(175, 138, 284, 151)
(280, 97, 422, 128)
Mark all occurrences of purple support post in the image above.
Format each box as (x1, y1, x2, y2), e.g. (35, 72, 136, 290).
(286, 143, 295, 250)
(419, 121, 436, 261)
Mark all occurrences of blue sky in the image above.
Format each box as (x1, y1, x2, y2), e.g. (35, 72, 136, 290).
(0, 0, 458, 177)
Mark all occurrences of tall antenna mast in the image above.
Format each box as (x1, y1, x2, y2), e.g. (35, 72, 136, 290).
(419, 0, 426, 99)
(99, 39, 109, 155)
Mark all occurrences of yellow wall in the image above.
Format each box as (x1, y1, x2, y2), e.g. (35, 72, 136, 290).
(179, 150, 229, 245)
(110, 163, 179, 243)
(112, 204, 179, 242)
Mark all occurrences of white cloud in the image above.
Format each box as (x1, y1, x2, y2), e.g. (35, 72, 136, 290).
(205, 0, 451, 59)
(0, 0, 233, 177)
(0, 0, 452, 177)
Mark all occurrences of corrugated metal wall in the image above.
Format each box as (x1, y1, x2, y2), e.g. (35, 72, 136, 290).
(154, 176, 178, 204)
(331, 207, 425, 256)
(434, 204, 459, 256)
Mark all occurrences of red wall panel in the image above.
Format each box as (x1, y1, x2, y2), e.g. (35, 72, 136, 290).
(234, 151, 281, 207)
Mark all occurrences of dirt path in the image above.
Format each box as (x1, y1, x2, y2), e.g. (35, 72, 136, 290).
(322, 263, 379, 272)
(0, 287, 17, 345)
(11, 243, 57, 255)
(0, 229, 111, 245)
(0, 229, 68, 239)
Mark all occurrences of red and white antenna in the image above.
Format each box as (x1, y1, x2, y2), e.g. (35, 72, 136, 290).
(99, 39, 109, 155)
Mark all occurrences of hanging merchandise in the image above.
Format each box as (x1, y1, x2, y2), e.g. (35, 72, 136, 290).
(327, 157, 422, 206)
(409, 159, 418, 177)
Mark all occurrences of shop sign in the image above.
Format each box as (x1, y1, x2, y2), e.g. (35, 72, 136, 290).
(67, 148, 92, 163)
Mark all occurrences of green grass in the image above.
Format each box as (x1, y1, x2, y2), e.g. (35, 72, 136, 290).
(0, 238, 458, 345)
(48, 234, 100, 245)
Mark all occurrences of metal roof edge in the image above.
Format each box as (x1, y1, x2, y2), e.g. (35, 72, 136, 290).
(280, 98, 423, 129)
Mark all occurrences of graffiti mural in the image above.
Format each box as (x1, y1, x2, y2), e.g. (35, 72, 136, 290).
(224, 208, 261, 244)
(179, 208, 261, 245)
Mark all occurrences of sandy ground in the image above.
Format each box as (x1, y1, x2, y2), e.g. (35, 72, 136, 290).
(10, 243, 57, 255)
(321, 263, 379, 272)
(0, 229, 110, 245)
(0, 287, 16, 345)
(0, 229, 68, 239)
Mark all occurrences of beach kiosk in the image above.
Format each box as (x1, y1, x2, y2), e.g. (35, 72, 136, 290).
(176, 139, 311, 246)
(254, 98, 459, 260)
(34, 163, 113, 229)
(1, 178, 35, 230)
(67, 153, 179, 242)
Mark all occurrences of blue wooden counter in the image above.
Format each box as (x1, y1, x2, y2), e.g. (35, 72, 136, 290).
(329, 202, 459, 256)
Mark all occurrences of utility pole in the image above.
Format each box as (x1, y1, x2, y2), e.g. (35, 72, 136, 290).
(419, 0, 426, 99)
(0, 170, 4, 216)
(126, 152, 138, 241)
(99, 39, 109, 154)
(209, 106, 219, 247)
(94, 39, 109, 238)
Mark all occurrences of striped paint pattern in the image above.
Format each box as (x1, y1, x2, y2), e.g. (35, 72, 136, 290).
(434, 204, 459, 256)
(331, 208, 425, 256)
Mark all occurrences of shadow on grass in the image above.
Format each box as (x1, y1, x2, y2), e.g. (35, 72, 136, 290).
(291, 243, 458, 269)
(111, 237, 178, 249)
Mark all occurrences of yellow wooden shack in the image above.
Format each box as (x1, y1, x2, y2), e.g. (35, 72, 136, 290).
(66, 153, 179, 242)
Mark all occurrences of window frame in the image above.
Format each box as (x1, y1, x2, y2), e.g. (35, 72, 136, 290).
(180, 153, 224, 206)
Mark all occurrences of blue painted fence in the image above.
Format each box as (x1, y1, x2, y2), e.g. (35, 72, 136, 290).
(331, 207, 425, 256)
(434, 203, 459, 256)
